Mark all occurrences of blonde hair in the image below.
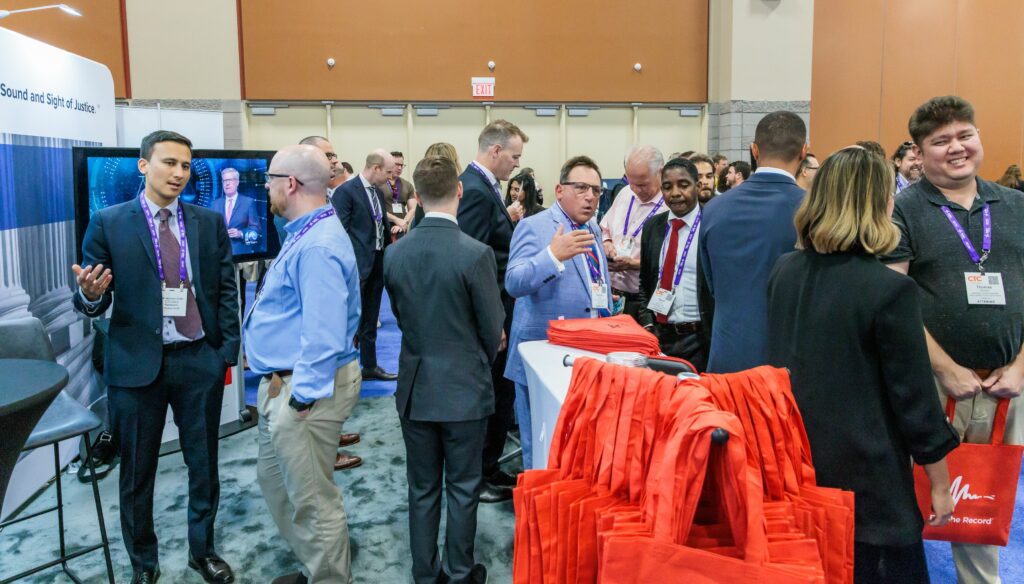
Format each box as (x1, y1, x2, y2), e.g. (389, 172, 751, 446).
(794, 146, 900, 255)
(424, 142, 461, 170)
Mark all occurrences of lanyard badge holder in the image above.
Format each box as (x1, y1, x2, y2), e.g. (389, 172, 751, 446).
(139, 196, 190, 317)
(647, 211, 701, 316)
(557, 205, 609, 311)
(616, 196, 663, 257)
(942, 204, 1005, 305)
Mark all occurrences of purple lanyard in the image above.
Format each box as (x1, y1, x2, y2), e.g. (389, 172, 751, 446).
(366, 186, 383, 223)
(940, 204, 990, 270)
(388, 179, 401, 203)
(621, 196, 664, 238)
(139, 195, 187, 284)
(556, 205, 604, 283)
(470, 162, 503, 201)
(273, 207, 336, 267)
(658, 211, 702, 288)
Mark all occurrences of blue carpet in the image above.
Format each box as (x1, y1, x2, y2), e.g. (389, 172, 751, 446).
(243, 282, 399, 406)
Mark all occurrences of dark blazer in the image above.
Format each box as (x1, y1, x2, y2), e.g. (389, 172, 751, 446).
(73, 199, 240, 388)
(767, 249, 959, 546)
(209, 194, 260, 254)
(456, 165, 515, 294)
(332, 175, 392, 280)
(698, 171, 804, 373)
(383, 217, 505, 422)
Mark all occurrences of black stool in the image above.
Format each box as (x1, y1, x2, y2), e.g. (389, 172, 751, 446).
(0, 318, 115, 584)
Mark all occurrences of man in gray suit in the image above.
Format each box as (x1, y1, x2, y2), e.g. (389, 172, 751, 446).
(383, 156, 505, 584)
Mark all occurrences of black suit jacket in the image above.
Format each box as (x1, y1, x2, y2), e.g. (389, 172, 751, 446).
(73, 198, 240, 388)
(456, 165, 514, 294)
(383, 217, 505, 422)
(332, 175, 392, 280)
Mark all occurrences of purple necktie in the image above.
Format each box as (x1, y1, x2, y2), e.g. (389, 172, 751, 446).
(156, 208, 202, 339)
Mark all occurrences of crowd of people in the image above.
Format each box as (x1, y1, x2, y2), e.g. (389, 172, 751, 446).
(69, 93, 1023, 584)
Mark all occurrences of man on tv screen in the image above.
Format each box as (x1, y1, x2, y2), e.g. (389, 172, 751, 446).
(210, 166, 260, 256)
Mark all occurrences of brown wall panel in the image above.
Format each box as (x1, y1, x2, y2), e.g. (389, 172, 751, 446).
(808, 0, 885, 158)
(1, 0, 129, 98)
(239, 0, 707, 103)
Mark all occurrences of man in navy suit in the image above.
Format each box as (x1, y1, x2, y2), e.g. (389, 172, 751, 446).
(698, 111, 808, 373)
(209, 167, 260, 257)
(332, 149, 397, 384)
(505, 155, 612, 468)
(457, 120, 529, 502)
(72, 130, 239, 584)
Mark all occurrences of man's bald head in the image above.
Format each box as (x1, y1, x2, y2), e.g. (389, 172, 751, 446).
(271, 145, 331, 193)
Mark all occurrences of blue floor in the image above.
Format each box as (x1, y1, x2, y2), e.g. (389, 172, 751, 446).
(241, 284, 1024, 582)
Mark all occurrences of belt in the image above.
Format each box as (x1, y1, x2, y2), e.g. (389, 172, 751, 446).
(262, 369, 293, 381)
(163, 338, 202, 352)
(656, 321, 702, 336)
(612, 288, 641, 301)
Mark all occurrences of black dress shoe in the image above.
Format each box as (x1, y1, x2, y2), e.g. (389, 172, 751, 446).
(478, 482, 512, 503)
(188, 554, 235, 583)
(485, 470, 518, 488)
(362, 366, 398, 381)
(470, 563, 488, 584)
(271, 572, 308, 584)
(130, 568, 160, 584)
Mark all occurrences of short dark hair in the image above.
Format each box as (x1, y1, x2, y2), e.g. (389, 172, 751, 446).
(140, 130, 192, 160)
(892, 140, 915, 162)
(340, 161, 354, 174)
(689, 153, 714, 169)
(680, 150, 696, 159)
(753, 111, 806, 162)
(390, 151, 404, 159)
(413, 156, 460, 205)
(730, 161, 752, 179)
(908, 96, 975, 147)
(662, 157, 698, 183)
(712, 153, 727, 164)
(559, 155, 602, 184)
(855, 140, 886, 160)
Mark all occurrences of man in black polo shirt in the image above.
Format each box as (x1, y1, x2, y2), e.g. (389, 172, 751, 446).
(884, 95, 1023, 584)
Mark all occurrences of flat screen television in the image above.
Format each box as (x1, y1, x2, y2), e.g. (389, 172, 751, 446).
(72, 147, 280, 264)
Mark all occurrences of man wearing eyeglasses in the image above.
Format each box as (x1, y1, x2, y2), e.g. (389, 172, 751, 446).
(298, 136, 342, 200)
(383, 151, 418, 235)
(504, 156, 613, 469)
(796, 154, 819, 191)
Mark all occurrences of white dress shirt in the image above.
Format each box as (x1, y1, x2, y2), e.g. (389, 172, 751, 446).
(657, 205, 701, 323)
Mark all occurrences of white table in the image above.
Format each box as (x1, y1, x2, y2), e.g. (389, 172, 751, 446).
(519, 341, 606, 469)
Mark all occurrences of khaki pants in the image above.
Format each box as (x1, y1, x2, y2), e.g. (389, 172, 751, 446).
(257, 360, 361, 583)
(937, 377, 1024, 584)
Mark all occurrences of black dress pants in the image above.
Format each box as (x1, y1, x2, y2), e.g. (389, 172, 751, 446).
(482, 291, 515, 479)
(107, 339, 227, 571)
(853, 540, 930, 584)
(358, 250, 386, 370)
(654, 324, 709, 373)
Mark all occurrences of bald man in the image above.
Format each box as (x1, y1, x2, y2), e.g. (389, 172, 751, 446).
(245, 145, 362, 584)
(333, 149, 397, 382)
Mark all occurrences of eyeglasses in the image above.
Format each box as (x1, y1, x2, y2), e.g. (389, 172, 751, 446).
(324, 152, 338, 161)
(264, 172, 305, 186)
(560, 181, 603, 196)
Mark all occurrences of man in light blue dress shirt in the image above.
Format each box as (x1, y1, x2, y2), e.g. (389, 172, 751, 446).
(244, 145, 361, 584)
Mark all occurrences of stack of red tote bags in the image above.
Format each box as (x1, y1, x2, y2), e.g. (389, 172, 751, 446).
(547, 315, 661, 356)
(512, 358, 855, 584)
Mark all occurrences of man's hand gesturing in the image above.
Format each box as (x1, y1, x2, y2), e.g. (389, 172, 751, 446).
(549, 225, 595, 262)
(72, 263, 112, 301)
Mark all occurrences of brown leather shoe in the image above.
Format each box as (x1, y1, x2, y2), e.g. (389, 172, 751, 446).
(339, 433, 360, 447)
(334, 452, 363, 471)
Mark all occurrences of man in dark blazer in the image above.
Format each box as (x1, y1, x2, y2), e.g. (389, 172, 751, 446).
(384, 156, 504, 584)
(332, 149, 397, 383)
(636, 157, 710, 371)
(208, 167, 260, 256)
(698, 111, 808, 373)
(72, 131, 239, 584)
(457, 120, 528, 502)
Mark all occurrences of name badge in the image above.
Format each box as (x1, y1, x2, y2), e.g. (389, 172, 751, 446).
(615, 237, 635, 257)
(162, 285, 188, 317)
(647, 288, 674, 315)
(591, 283, 609, 310)
(965, 272, 1006, 305)
(391, 203, 404, 214)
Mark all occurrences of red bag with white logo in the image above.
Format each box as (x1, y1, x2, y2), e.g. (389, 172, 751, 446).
(913, 397, 1023, 546)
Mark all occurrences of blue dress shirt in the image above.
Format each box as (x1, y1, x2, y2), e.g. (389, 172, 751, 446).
(243, 204, 361, 403)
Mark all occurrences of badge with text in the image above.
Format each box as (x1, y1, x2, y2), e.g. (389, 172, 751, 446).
(647, 288, 674, 315)
(391, 203, 404, 214)
(591, 283, 609, 310)
(162, 285, 188, 317)
(616, 236, 635, 257)
(965, 272, 1006, 305)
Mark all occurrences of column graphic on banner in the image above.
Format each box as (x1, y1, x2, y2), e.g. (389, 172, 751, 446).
(472, 77, 495, 100)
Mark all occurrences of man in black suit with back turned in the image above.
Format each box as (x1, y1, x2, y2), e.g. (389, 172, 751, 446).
(385, 156, 504, 584)
(332, 149, 398, 383)
(72, 130, 239, 584)
(457, 119, 528, 502)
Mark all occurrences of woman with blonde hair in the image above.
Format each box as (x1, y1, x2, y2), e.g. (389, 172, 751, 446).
(410, 143, 462, 227)
(766, 147, 959, 584)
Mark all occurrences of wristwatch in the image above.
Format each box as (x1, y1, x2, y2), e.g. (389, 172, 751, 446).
(288, 396, 314, 412)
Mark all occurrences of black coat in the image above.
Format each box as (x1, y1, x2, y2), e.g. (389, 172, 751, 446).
(767, 248, 959, 546)
(455, 165, 515, 295)
(332, 175, 392, 281)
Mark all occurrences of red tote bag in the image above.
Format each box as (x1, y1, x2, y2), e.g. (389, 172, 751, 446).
(913, 397, 1023, 546)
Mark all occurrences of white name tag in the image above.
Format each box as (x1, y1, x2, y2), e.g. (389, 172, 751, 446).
(162, 285, 188, 317)
(615, 237, 635, 257)
(965, 272, 1006, 305)
(591, 283, 609, 310)
(392, 203, 404, 214)
(647, 288, 674, 315)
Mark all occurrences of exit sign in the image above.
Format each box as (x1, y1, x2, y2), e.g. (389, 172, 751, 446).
(472, 77, 495, 99)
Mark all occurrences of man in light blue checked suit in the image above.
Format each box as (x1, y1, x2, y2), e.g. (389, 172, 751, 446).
(504, 155, 613, 468)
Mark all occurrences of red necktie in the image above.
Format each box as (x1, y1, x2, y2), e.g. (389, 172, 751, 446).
(656, 218, 685, 324)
